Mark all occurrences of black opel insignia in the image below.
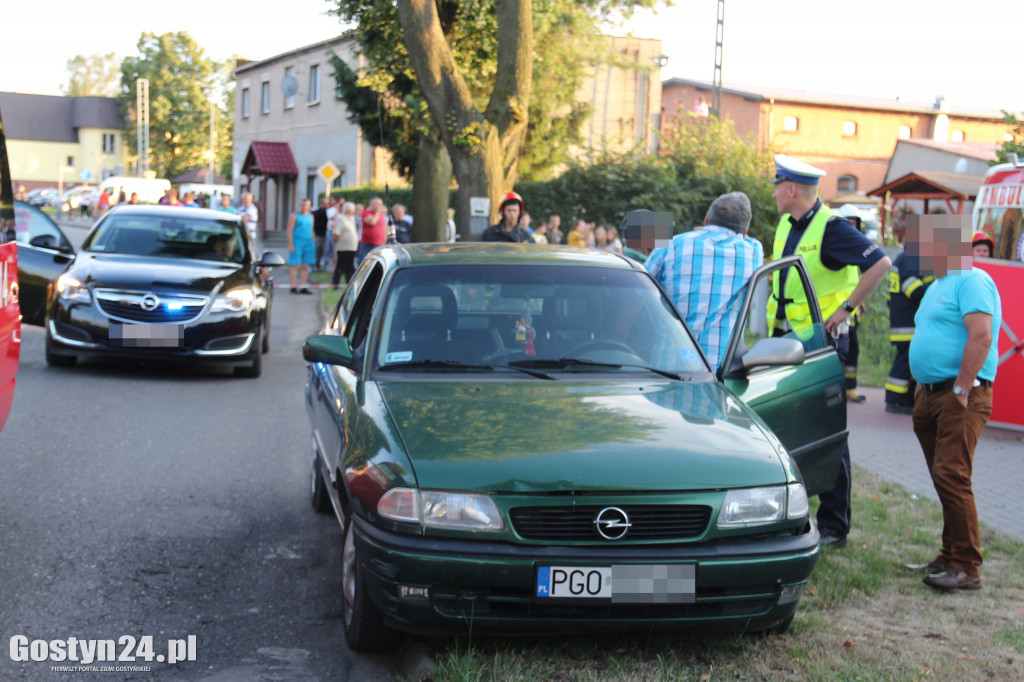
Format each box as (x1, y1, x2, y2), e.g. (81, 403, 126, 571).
(44, 204, 284, 377)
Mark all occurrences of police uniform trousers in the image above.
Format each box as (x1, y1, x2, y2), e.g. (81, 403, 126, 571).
(817, 332, 852, 539)
(844, 322, 860, 392)
(885, 342, 914, 407)
(912, 385, 992, 577)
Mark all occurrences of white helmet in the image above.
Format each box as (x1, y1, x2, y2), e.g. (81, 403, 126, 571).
(837, 204, 862, 220)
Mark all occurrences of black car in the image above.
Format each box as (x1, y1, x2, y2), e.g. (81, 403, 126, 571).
(11, 200, 76, 325)
(44, 204, 285, 377)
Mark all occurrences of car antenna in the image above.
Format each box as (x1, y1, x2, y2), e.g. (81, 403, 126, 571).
(377, 98, 397, 245)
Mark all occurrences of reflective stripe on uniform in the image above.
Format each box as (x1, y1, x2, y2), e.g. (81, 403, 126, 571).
(844, 366, 858, 379)
(889, 326, 915, 342)
(885, 376, 911, 393)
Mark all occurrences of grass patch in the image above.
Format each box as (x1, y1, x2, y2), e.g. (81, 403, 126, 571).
(854, 284, 895, 388)
(422, 467, 1024, 681)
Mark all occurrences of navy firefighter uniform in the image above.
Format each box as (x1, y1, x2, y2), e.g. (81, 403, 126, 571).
(884, 249, 933, 413)
(768, 155, 889, 547)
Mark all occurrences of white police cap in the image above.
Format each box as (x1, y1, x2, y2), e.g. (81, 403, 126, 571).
(773, 154, 826, 185)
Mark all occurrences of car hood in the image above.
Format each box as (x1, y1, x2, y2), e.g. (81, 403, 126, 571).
(71, 252, 245, 293)
(379, 380, 787, 493)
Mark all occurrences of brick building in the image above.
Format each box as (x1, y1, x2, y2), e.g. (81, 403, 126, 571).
(661, 78, 1012, 200)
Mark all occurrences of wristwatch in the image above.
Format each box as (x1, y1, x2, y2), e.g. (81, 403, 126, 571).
(841, 300, 855, 313)
(953, 384, 969, 396)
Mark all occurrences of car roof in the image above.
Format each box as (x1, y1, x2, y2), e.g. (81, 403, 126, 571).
(375, 243, 646, 271)
(101, 204, 242, 221)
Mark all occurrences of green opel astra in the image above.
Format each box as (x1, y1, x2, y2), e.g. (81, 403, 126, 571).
(303, 243, 847, 651)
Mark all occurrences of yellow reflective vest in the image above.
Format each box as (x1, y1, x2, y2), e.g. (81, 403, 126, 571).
(767, 205, 859, 334)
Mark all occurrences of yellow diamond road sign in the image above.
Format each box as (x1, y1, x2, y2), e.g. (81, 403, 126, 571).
(318, 161, 340, 184)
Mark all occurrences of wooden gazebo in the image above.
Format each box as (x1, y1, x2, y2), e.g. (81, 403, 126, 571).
(867, 170, 984, 238)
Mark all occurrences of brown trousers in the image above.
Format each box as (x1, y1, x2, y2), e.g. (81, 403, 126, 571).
(912, 386, 992, 577)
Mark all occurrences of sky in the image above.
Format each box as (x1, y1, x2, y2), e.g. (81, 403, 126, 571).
(3, 0, 1024, 114)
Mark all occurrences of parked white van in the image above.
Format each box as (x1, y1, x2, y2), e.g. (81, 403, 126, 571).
(97, 176, 172, 205)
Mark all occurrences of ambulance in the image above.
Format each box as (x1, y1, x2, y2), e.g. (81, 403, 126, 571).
(972, 155, 1024, 261)
(970, 154, 1024, 431)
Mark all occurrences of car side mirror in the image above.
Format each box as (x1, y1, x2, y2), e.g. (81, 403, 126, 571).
(740, 337, 805, 370)
(303, 334, 355, 368)
(28, 234, 60, 250)
(257, 251, 287, 267)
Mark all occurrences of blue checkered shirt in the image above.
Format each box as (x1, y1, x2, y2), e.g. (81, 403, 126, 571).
(645, 225, 764, 371)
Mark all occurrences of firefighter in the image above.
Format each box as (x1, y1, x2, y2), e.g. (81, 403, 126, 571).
(885, 215, 934, 414)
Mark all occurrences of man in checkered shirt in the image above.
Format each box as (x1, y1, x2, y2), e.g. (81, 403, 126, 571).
(645, 192, 764, 371)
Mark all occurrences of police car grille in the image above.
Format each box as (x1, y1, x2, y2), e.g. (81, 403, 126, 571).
(96, 290, 208, 324)
(510, 505, 711, 541)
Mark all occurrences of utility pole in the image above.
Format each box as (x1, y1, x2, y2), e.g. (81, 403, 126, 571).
(712, 0, 724, 118)
(136, 78, 150, 177)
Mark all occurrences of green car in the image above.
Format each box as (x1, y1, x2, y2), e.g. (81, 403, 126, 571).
(303, 243, 846, 651)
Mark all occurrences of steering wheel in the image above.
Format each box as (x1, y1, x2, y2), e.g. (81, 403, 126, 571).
(564, 339, 639, 359)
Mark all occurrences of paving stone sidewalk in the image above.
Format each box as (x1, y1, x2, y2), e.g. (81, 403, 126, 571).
(846, 386, 1023, 542)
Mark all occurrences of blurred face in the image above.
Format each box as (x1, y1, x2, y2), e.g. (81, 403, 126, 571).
(300, 199, 312, 214)
(773, 180, 797, 214)
(973, 243, 991, 259)
(502, 202, 520, 225)
(221, 195, 232, 207)
(393, 206, 406, 220)
(242, 193, 253, 206)
(908, 223, 972, 278)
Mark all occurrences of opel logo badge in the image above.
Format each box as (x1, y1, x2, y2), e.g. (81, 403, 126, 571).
(140, 295, 160, 311)
(594, 507, 631, 540)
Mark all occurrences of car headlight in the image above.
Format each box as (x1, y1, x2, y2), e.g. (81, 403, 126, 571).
(378, 488, 504, 531)
(55, 274, 92, 304)
(718, 483, 808, 528)
(210, 287, 255, 313)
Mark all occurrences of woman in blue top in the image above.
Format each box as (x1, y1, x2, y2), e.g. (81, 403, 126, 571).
(288, 198, 316, 293)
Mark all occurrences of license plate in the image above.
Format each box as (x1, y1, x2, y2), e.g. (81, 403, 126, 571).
(536, 565, 696, 603)
(110, 324, 184, 348)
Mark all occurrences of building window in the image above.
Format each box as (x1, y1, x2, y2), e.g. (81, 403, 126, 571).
(842, 121, 858, 136)
(308, 64, 321, 104)
(284, 66, 296, 109)
(898, 125, 912, 139)
(307, 175, 317, 202)
(261, 82, 270, 115)
(951, 129, 965, 142)
(783, 115, 799, 132)
(837, 175, 858, 193)
(241, 88, 250, 118)
(102, 133, 116, 154)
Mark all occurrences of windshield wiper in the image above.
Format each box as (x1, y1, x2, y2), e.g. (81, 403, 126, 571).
(509, 358, 683, 380)
(378, 360, 553, 380)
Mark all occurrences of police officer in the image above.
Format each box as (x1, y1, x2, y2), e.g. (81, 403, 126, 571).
(482, 192, 534, 243)
(885, 216, 933, 414)
(768, 155, 892, 548)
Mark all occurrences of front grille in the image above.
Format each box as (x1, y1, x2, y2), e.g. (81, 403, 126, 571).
(510, 505, 711, 541)
(96, 290, 208, 324)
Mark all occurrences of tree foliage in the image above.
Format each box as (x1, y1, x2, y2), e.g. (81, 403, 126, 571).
(519, 115, 778, 248)
(64, 53, 121, 98)
(994, 110, 1024, 165)
(119, 33, 232, 180)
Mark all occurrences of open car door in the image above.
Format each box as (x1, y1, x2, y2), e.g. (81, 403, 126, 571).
(717, 255, 847, 496)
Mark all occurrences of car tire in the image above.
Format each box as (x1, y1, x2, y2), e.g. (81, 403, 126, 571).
(45, 335, 77, 367)
(310, 448, 332, 514)
(341, 516, 401, 652)
(233, 344, 262, 378)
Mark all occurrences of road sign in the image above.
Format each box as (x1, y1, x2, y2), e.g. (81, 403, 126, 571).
(79, 169, 92, 182)
(317, 161, 340, 186)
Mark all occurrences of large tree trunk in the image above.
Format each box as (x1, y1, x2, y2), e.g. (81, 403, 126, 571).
(397, 0, 532, 238)
(410, 130, 453, 242)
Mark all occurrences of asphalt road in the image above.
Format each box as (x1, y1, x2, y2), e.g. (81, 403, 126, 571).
(0, 288, 398, 680)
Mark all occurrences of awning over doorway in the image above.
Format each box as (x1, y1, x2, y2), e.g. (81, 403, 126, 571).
(242, 141, 299, 176)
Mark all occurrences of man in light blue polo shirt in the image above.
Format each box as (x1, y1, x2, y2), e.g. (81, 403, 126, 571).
(907, 215, 1001, 591)
(645, 192, 764, 372)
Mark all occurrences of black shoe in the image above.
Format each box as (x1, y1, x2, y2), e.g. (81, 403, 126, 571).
(819, 532, 847, 549)
(885, 403, 915, 415)
(923, 569, 981, 591)
(299, 288, 313, 295)
(290, 287, 298, 294)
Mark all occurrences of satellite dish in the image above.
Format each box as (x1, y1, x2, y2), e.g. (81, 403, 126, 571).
(281, 76, 299, 97)
(954, 158, 969, 174)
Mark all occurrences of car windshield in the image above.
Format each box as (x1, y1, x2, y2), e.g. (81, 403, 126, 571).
(375, 264, 709, 376)
(83, 214, 248, 263)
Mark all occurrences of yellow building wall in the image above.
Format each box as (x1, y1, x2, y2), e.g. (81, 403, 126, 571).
(9, 129, 128, 186)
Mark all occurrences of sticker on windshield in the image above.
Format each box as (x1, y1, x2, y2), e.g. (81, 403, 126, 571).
(386, 351, 413, 363)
